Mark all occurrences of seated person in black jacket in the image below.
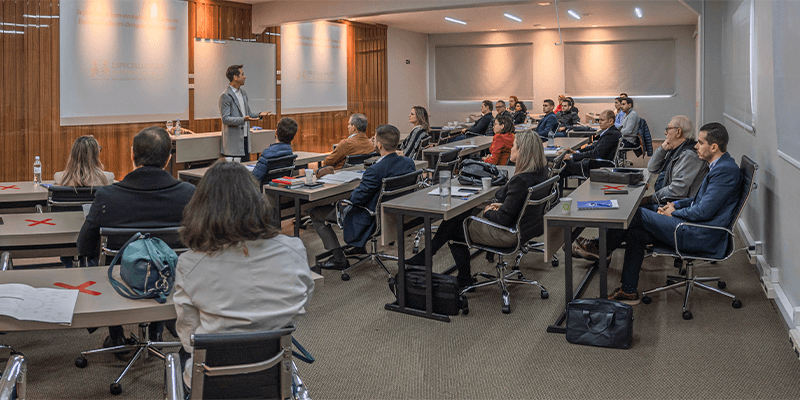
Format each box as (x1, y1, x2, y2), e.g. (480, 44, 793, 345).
(406, 131, 550, 288)
(465, 100, 494, 136)
(512, 101, 528, 125)
(77, 126, 197, 357)
(484, 100, 513, 135)
(556, 97, 581, 133)
(557, 109, 621, 179)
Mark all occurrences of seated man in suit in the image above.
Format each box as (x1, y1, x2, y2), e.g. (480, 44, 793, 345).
(535, 99, 559, 141)
(556, 110, 621, 180)
(573, 122, 743, 304)
(309, 124, 416, 268)
(465, 100, 494, 136)
(317, 113, 375, 176)
(252, 117, 298, 182)
(484, 100, 513, 135)
(77, 126, 197, 355)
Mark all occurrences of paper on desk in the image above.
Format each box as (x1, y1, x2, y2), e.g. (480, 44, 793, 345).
(0, 283, 79, 325)
(244, 164, 255, 171)
(428, 186, 481, 197)
(454, 144, 478, 149)
(317, 170, 363, 184)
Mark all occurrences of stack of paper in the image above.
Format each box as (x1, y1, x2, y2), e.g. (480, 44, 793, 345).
(317, 170, 364, 184)
(428, 186, 482, 197)
(0, 283, 79, 325)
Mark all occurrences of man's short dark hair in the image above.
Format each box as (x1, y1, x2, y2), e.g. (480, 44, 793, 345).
(276, 117, 298, 144)
(620, 92, 628, 98)
(226, 64, 243, 82)
(544, 99, 555, 107)
(699, 122, 729, 153)
(133, 127, 172, 168)
(482, 100, 493, 111)
(496, 100, 506, 107)
(562, 98, 574, 107)
(375, 124, 400, 151)
(615, 96, 624, 103)
(622, 97, 634, 107)
(349, 113, 368, 133)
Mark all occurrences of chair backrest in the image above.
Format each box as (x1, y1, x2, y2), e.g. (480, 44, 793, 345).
(373, 170, 423, 237)
(433, 148, 461, 180)
(343, 152, 379, 168)
(47, 185, 98, 212)
(414, 137, 431, 161)
(260, 154, 298, 185)
(189, 327, 295, 400)
(721, 155, 758, 255)
(99, 226, 185, 265)
(516, 176, 560, 246)
(638, 118, 653, 156)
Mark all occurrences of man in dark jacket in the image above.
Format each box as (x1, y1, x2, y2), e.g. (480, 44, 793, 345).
(77, 126, 196, 353)
(309, 124, 416, 269)
(574, 123, 742, 305)
(252, 117, 297, 182)
(484, 100, 513, 135)
(557, 110, 620, 179)
(465, 100, 493, 135)
(556, 98, 581, 133)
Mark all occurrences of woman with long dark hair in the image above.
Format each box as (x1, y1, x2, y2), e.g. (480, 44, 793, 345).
(512, 101, 528, 125)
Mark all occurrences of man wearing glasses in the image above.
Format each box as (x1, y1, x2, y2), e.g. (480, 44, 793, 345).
(316, 113, 376, 177)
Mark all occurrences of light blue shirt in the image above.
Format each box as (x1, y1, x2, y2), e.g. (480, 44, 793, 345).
(615, 110, 625, 128)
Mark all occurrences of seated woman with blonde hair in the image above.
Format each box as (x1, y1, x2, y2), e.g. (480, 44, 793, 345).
(54, 135, 114, 186)
(174, 161, 315, 388)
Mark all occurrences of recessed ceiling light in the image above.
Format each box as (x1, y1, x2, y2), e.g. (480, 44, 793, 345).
(444, 17, 466, 25)
(592, 25, 598, 27)
(504, 13, 522, 22)
(539, 26, 546, 29)
(538, 2, 551, 5)
(490, 29, 498, 31)
(567, 10, 581, 20)
(634, 7, 643, 18)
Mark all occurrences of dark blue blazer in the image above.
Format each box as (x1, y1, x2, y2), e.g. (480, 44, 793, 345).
(467, 113, 492, 135)
(535, 112, 558, 138)
(672, 152, 742, 258)
(342, 153, 416, 248)
(252, 142, 293, 181)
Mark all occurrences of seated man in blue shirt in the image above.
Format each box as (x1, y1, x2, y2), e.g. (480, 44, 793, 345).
(573, 122, 743, 305)
(309, 124, 417, 269)
(614, 96, 626, 128)
(252, 117, 297, 182)
(535, 99, 559, 141)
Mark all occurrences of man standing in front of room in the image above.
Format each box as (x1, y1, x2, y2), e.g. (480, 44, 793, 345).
(219, 64, 272, 162)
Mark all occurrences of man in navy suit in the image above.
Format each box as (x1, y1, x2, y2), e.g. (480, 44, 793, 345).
(573, 122, 743, 304)
(309, 124, 416, 270)
(535, 99, 559, 141)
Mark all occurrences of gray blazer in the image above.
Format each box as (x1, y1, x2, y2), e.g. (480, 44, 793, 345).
(647, 142, 709, 203)
(219, 85, 260, 156)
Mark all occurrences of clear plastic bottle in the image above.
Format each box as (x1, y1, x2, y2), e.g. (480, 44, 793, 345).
(548, 130, 556, 146)
(174, 119, 182, 136)
(439, 171, 451, 208)
(33, 156, 42, 184)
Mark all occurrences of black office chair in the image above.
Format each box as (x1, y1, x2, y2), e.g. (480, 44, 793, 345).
(461, 176, 559, 314)
(164, 327, 296, 400)
(334, 170, 423, 281)
(641, 155, 758, 320)
(76, 226, 186, 395)
(615, 135, 643, 167)
(259, 154, 298, 186)
(47, 185, 98, 212)
(0, 347, 26, 400)
(413, 136, 432, 161)
(343, 152, 379, 168)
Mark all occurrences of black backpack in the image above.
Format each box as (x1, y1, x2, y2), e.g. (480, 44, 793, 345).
(457, 159, 509, 187)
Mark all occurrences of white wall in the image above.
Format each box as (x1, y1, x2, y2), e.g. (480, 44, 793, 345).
(427, 25, 698, 137)
(387, 27, 429, 131)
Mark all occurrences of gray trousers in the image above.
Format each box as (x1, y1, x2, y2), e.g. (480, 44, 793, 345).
(309, 205, 341, 251)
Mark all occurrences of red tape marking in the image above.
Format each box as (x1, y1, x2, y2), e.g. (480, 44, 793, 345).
(0, 185, 20, 190)
(54, 281, 101, 296)
(24, 218, 55, 226)
(601, 185, 625, 191)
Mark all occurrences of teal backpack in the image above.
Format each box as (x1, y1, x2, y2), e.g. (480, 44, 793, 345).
(107, 232, 178, 303)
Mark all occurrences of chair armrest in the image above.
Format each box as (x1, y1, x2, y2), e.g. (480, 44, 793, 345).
(462, 215, 517, 250)
(670, 222, 734, 259)
(338, 199, 375, 217)
(164, 353, 185, 400)
(1, 252, 12, 271)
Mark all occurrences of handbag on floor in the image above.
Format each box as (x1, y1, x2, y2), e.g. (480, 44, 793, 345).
(565, 299, 633, 349)
(107, 232, 178, 304)
(388, 267, 467, 315)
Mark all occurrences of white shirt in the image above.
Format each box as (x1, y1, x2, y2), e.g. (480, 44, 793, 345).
(232, 86, 248, 137)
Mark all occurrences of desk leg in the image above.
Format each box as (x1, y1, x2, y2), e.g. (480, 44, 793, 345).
(294, 198, 301, 237)
(396, 211, 406, 310)
(424, 217, 434, 316)
(598, 228, 608, 298)
(273, 193, 282, 230)
(547, 225, 598, 334)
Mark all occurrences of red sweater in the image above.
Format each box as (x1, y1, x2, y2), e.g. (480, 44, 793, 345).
(484, 132, 515, 165)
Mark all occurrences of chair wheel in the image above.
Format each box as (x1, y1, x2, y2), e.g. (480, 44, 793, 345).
(462, 307, 469, 315)
(412, 247, 418, 254)
(551, 258, 559, 267)
(75, 356, 88, 368)
(110, 383, 122, 395)
(341, 273, 350, 281)
(682, 310, 693, 320)
(678, 268, 687, 276)
(732, 299, 742, 308)
(501, 305, 511, 314)
(540, 290, 549, 299)
(642, 295, 652, 304)
(718, 280, 726, 289)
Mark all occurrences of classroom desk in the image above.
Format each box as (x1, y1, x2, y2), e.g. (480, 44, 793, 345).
(170, 129, 276, 164)
(0, 266, 324, 332)
(0, 181, 53, 211)
(543, 170, 650, 333)
(177, 151, 328, 184)
(0, 211, 84, 259)
(422, 135, 494, 168)
(381, 165, 514, 322)
(263, 160, 427, 237)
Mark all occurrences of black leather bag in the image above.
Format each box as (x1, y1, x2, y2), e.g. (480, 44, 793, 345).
(589, 167, 644, 185)
(388, 267, 467, 315)
(457, 159, 509, 187)
(566, 299, 633, 349)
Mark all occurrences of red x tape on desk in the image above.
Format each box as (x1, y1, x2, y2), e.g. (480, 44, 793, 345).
(54, 281, 101, 296)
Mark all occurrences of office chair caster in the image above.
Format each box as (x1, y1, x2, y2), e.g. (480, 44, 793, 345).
(110, 383, 122, 395)
(551, 256, 559, 267)
(75, 356, 88, 368)
(732, 299, 742, 308)
(501, 292, 511, 314)
(718, 280, 726, 289)
(641, 295, 652, 305)
(540, 290, 549, 299)
(682, 310, 693, 320)
(341, 273, 350, 281)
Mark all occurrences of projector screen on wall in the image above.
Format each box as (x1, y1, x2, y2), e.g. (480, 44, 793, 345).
(280, 22, 347, 114)
(60, 0, 188, 125)
(193, 39, 277, 120)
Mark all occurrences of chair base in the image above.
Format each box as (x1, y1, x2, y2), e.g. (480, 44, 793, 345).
(343, 240, 395, 281)
(76, 323, 181, 395)
(464, 257, 548, 314)
(641, 262, 742, 320)
(516, 241, 558, 268)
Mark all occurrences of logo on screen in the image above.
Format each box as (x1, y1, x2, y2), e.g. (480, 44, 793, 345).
(90, 60, 110, 78)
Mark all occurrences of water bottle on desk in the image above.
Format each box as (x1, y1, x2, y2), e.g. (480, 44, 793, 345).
(439, 171, 451, 208)
(33, 156, 42, 184)
(175, 119, 182, 136)
(548, 130, 556, 147)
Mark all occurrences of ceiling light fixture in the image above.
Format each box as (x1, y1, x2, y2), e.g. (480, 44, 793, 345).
(634, 7, 643, 18)
(538, 2, 551, 5)
(567, 10, 581, 20)
(491, 29, 498, 31)
(592, 25, 598, 27)
(504, 13, 522, 22)
(444, 17, 466, 25)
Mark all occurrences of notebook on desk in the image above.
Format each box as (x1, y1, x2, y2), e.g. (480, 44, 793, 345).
(577, 200, 619, 210)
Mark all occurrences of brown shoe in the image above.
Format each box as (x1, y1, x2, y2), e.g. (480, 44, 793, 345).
(608, 287, 640, 305)
(572, 237, 613, 263)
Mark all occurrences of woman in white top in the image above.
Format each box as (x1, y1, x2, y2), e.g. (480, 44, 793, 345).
(54, 135, 114, 186)
(173, 161, 315, 387)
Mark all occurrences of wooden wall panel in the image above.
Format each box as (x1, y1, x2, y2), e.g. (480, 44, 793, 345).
(0, 0, 387, 182)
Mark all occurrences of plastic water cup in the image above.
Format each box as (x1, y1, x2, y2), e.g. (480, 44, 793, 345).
(561, 197, 573, 214)
(225, 157, 233, 162)
(440, 171, 451, 208)
(481, 177, 492, 191)
(469, 138, 476, 145)
(304, 169, 313, 184)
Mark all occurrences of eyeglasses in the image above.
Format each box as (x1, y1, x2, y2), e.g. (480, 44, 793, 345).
(665, 126, 679, 133)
